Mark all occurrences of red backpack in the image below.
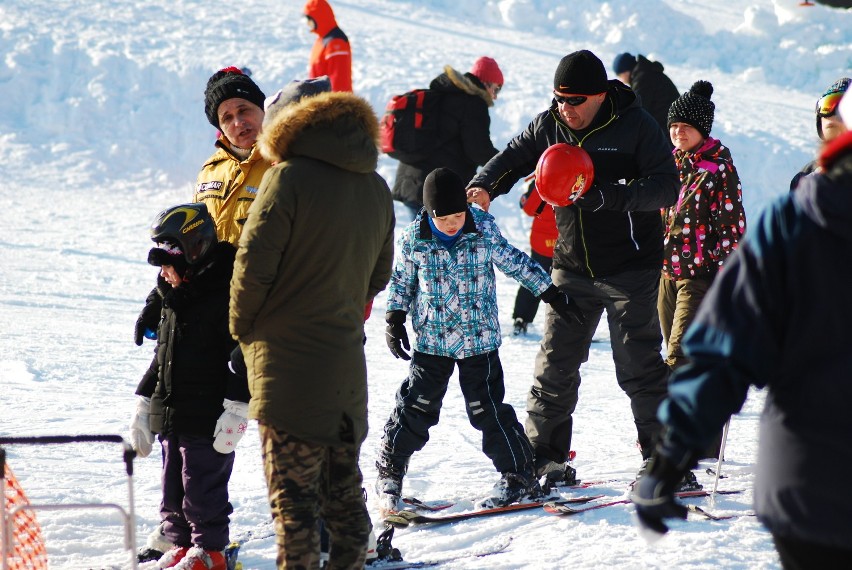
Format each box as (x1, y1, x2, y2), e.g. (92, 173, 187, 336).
(379, 88, 443, 164)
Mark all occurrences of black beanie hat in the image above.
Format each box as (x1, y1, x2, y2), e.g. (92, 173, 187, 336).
(667, 80, 715, 138)
(612, 53, 637, 76)
(553, 50, 608, 95)
(204, 67, 266, 129)
(423, 168, 468, 218)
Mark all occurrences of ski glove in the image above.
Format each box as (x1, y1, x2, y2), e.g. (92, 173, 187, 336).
(539, 285, 585, 325)
(213, 399, 249, 454)
(630, 442, 697, 539)
(129, 396, 154, 458)
(134, 288, 162, 346)
(576, 181, 621, 212)
(385, 310, 411, 361)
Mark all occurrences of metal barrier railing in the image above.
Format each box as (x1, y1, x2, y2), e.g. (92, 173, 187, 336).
(0, 435, 138, 570)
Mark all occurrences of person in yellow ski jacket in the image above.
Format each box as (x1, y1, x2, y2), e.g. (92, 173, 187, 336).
(194, 67, 272, 245)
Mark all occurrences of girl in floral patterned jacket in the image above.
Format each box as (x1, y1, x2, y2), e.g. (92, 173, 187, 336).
(659, 80, 746, 373)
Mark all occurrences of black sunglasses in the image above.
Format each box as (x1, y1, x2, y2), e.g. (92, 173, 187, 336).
(553, 93, 588, 106)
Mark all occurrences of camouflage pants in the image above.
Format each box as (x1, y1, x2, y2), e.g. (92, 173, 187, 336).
(258, 422, 370, 570)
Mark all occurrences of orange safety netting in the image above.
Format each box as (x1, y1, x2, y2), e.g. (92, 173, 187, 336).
(2, 463, 47, 570)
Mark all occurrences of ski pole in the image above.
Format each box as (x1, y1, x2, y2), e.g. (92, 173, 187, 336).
(711, 419, 731, 498)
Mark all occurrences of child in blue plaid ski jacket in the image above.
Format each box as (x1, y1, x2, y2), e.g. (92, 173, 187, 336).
(375, 168, 583, 512)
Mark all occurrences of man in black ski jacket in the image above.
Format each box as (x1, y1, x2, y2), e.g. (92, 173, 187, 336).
(391, 57, 502, 217)
(467, 49, 681, 487)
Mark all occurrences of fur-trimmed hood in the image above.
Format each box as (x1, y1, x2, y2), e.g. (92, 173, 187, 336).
(431, 65, 495, 107)
(258, 91, 380, 174)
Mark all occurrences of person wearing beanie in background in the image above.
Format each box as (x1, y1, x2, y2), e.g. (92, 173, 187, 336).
(631, 92, 852, 567)
(659, 80, 746, 458)
(375, 167, 584, 514)
(135, 67, 271, 352)
(390, 57, 502, 218)
(511, 176, 558, 336)
(196, 66, 271, 245)
(130, 203, 249, 570)
(467, 49, 682, 490)
(229, 80, 394, 569)
(613, 52, 679, 138)
(790, 77, 850, 191)
(304, 0, 352, 92)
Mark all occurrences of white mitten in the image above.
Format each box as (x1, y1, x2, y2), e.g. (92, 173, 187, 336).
(129, 396, 154, 458)
(213, 399, 249, 454)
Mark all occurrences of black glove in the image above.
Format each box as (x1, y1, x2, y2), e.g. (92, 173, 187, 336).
(134, 287, 162, 346)
(630, 442, 697, 537)
(576, 181, 621, 212)
(385, 310, 411, 361)
(539, 285, 585, 325)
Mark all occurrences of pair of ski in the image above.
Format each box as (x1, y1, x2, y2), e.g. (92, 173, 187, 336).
(398, 477, 618, 513)
(386, 488, 743, 528)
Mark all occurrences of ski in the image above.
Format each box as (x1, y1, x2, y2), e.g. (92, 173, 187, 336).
(401, 496, 454, 512)
(399, 478, 619, 513)
(384, 495, 604, 528)
(542, 489, 744, 516)
(366, 538, 511, 568)
(686, 504, 756, 521)
(542, 498, 629, 515)
(548, 478, 621, 491)
(675, 489, 743, 498)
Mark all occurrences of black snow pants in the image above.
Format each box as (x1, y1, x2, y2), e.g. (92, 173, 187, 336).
(380, 350, 535, 476)
(525, 267, 670, 463)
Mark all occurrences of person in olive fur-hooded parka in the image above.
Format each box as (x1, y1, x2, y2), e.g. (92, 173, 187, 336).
(229, 88, 394, 567)
(230, 89, 394, 448)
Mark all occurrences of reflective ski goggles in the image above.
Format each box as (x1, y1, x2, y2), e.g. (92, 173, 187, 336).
(816, 91, 844, 117)
(553, 92, 589, 106)
(488, 83, 503, 95)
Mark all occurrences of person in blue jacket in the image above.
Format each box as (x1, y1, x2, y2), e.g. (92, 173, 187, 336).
(631, 93, 852, 570)
(376, 167, 583, 513)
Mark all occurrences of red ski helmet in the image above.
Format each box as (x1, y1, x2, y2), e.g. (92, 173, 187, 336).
(534, 143, 595, 207)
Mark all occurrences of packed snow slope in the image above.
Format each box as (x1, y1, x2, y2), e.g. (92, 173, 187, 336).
(1, 0, 850, 568)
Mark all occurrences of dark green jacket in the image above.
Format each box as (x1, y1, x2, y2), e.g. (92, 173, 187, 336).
(230, 91, 395, 447)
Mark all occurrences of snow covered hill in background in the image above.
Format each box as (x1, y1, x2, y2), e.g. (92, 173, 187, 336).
(1, 0, 849, 568)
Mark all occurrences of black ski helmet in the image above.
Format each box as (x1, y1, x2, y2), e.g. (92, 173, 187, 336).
(149, 203, 217, 265)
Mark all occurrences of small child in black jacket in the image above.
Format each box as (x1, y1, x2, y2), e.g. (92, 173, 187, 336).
(129, 203, 249, 570)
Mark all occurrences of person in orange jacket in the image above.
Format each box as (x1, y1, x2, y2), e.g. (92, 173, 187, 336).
(304, 0, 352, 92)
(512, 177, 558, 335)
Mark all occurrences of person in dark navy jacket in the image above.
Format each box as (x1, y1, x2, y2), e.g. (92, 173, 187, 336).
(632, 93, 852, 570)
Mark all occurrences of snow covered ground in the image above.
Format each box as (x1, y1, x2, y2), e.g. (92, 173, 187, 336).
(1, 0, 849, 567)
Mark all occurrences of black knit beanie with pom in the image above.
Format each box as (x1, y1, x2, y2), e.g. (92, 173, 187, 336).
(204, 67, 266, 129)
(667, 80, 715, 138)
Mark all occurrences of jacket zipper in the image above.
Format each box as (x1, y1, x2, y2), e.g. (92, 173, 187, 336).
(552, 106, 617, 277)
